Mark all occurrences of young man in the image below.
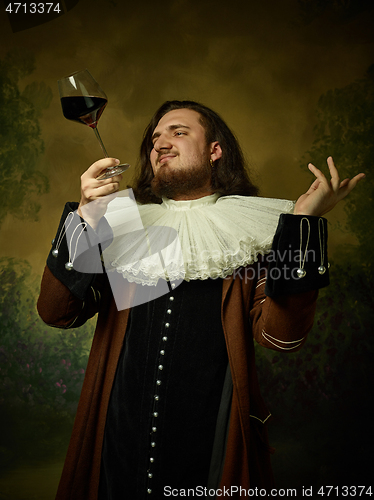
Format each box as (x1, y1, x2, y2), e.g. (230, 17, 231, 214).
(38, 101, 364, 499)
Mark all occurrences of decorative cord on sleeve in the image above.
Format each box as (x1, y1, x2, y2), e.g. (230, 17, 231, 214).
(65, 222, 88, 270)
(250, 412, 272, 424)
(51, 212, 87, 271)
(91, 286, 101, 306)
(261, 329, 305, 350)
(256, 277, 267, 289)
(52, 212, 74, 258)
(297, 217, 329, 278)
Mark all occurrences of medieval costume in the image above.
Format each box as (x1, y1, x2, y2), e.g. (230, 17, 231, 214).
(37, 194, 329, 499)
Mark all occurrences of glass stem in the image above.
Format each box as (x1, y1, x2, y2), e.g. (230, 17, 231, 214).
(93, 126, 109, 158)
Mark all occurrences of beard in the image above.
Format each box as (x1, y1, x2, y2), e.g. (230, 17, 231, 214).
(151, 159, 212, 199)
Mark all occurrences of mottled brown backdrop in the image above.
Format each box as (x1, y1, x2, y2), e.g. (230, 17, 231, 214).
(0, 0, 373, 498)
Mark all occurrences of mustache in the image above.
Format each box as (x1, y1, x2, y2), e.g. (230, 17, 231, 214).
(156, 151, 178, 163)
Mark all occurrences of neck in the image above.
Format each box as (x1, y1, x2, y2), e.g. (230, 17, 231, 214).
(171, 188, 215, 201)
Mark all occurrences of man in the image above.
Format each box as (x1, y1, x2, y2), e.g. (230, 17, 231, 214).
(37, 101, 364, 499)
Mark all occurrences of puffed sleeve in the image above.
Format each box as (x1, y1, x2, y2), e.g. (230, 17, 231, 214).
(265, 213, 329, 297)
(37, 202, 113, 328)
(250, 214, 329, 352)
(46, 202, 113, 300)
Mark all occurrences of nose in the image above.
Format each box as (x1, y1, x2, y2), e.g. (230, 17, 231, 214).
(153, 133, 172, 152)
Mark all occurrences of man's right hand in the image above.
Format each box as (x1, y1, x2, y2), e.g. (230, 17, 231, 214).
(78, 158, 123, 229)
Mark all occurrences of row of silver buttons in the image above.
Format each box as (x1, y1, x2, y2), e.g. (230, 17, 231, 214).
(147, 295, 175, 495)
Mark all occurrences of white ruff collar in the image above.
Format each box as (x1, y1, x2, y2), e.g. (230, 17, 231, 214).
(103, 193, 294, 285)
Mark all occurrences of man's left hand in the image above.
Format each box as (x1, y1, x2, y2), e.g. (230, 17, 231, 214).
(294, 156, 365, 216)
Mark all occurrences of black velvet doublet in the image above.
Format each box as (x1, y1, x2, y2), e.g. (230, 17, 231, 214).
(99, 278, 228, 499)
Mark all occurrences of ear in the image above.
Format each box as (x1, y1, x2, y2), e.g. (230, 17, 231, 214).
(210, 141, 222, 162)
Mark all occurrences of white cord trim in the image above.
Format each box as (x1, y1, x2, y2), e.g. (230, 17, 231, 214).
(65, 301, 85, 329)
(91, 286, 97, 304)
(250, 413, 272, 424)
(261, 330, 304, 350)
(256, 277, 267, 289)
(262, 337, 303, 350)
(67, 223, 87, 264)
(260, 298, 266, 304)
(262, 329, 305, 344)
(54, 212, 74, 252)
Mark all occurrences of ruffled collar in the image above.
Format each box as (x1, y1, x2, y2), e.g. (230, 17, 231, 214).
(103, 192, 294, 285)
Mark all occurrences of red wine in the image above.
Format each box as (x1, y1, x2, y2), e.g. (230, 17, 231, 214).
(61, 96, 107, 128)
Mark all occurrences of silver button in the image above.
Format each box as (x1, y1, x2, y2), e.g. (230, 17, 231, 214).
(160, 350, 165, 355)
(150, 457, 155, 462)
(158, 365, 163, 370)
(154, 395, 159, 400)
(148, 473, 153, 478)
(152, 427, 157, 432)
(165, 323, 170, 328)
(147, 489, 152, 494)
(162, 336, 168, 341)
(167, 309, 172, 314)
(153, 412, 158, 417)
(171, 283, 176, 289)
(156, 380, 161, 386)
(151, 442, 156, 447)
(169, 296, 174, 301)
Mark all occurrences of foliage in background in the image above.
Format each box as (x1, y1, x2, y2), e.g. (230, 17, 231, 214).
(0, 49, 52, 227)
(305, 66, 374, 283)
(255, 69, 374, 487)
(0, 257, 95, 468)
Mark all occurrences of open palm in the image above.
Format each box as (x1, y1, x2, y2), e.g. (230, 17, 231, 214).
(294, 157, 365, 216)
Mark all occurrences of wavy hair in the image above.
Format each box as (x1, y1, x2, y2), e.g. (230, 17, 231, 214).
(130, 100, 259, 204)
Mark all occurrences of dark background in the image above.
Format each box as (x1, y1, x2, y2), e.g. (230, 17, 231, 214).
(0, 0, 373, 498)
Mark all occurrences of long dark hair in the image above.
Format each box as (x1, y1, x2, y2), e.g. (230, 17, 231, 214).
(130, 100, 259, 204)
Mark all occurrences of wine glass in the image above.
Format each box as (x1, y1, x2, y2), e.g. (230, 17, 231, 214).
(58, 69, 130, 180)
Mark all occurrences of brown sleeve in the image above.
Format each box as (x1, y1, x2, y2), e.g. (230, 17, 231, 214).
(37, 265, 103, 329)
(250, 264, 317, 352)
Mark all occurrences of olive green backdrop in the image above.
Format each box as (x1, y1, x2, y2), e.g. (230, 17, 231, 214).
(0, 0, 373, 498)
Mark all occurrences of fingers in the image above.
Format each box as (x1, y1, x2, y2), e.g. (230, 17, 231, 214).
(326, 156, 341, 191)
(337, 173, 366, 200)
(300, 156, 365, 216)
(350, 172, 366, 183)
(309, 157, 347, 193)
(84, 177, 121, 201)
(304, 177, 321, 195)
(81, 159, 123, 205)
(308, 162, 325, 179)
(87, 158, 120, 177)
(95, 174, 123, 189)
(339, 178, 350, 188)
(90, 182, 119, 198)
